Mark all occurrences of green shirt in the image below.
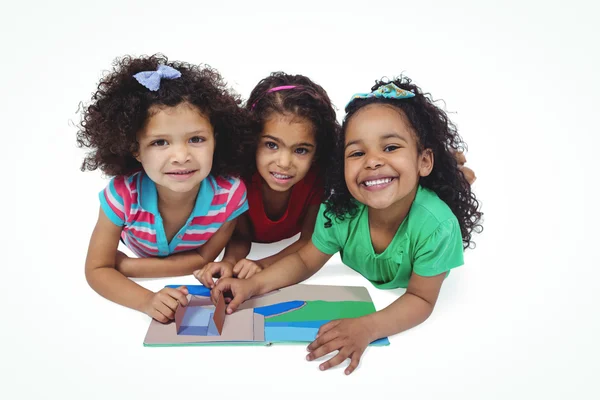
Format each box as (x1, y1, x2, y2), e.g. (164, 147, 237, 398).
(312, 186, 464, 289)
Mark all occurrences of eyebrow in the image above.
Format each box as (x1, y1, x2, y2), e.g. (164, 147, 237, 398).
(345, 133, 408, 149)
(144, 130, 209, 138)
(262, 134, 315, 148)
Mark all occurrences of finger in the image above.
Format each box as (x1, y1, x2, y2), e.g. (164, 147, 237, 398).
(176, 285, 189, 296)
(219, 265, 233, 279)
(225, 287, 247, 314)
(307, 336, 344, 361)
(307, 325, 342, 353)
(211, 278, 231, 305)
(171, 287, 189, 306)
(163, 288, 188, 306)
(345, 350, 363, 375)
(245, 267, 257, 280)
(158, 292, 180, 313)
(200, 266, 219, 288)
(151, 309, 169, 324)
(192, 268, 204, 281)
(319, 348, 351, 371)
(154, 300, 176, 320)
(312, 320, 341, 343)
(237, 264, 251, 279)
(232, 259, 247, 275)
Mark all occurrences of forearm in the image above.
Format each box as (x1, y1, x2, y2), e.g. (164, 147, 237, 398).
(221, 236, 252, 265)
(86, 267, 152, 313)
(363, 292, 435, 340)
(253, 251, 318, 295)
(258, 237, 310, 268)
(122, 251, 208, 278)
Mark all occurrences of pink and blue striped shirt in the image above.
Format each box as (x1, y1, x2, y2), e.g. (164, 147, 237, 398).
(99, 171, 248, 258)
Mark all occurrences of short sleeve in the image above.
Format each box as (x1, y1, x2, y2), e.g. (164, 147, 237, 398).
(412, 218, 464, 277)
(98, 177, 127, 226)
(225, 178, 249, 222)
(311, 203, 342, 255)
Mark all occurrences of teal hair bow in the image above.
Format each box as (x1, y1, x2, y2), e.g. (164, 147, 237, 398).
(346, 83, 414, 108)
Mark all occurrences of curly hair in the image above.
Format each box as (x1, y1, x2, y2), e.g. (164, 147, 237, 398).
(76, 54, 255, 178)
(241, 72, 339, 178)
(324, 76, 483, 249)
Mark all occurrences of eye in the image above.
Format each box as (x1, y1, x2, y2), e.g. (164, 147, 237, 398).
(189, 136, 204, 144)
(294, 147, 310, 155)
(151, 139, 168, 147)
(265, 141, 278, 150)
(384, 145, 400, 152)
(347, 151, 364, 158)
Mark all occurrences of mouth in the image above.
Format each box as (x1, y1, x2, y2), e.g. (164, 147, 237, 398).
(165, 169, 198, 180)
(361, 177, 396, 190)
(270, 172, 294, 182)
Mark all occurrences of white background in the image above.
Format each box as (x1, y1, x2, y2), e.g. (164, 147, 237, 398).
(1, 0, 599, 399)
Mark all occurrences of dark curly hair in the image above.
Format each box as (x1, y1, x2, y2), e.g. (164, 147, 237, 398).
(324, 76, 483, 249)
(241, 72, 339, 178)
(76, 54, 255, 177)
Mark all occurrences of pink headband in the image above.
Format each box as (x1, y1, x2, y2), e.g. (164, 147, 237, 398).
(250, 85, 299, 110)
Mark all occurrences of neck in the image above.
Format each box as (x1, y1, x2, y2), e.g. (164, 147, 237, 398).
(157, 183, 200, 210)
(368, 184, 419, 232)
(260, 177, 292, 202)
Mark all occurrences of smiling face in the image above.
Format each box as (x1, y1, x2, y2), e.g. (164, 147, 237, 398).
(343, 104, 433, 211)
(255, 113, 317, 192)
(135, 102, 215, 196)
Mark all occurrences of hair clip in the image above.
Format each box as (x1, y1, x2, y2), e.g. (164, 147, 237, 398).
(133, 65, 181, 91)
(346, 82, 415, 108)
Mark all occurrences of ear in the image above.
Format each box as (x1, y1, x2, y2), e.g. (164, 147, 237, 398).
(418, 148, 434, 177)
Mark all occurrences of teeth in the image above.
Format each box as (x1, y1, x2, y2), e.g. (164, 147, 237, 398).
(364, 178, 392, 187)
(272, 173, 291, 179)
(171, 171, 192, 175)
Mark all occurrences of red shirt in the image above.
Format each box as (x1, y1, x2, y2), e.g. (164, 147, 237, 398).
(243, 168, 323, 243)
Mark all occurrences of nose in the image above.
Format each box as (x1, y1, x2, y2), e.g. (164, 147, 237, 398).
(276, 151, 292, 170)
(365, 152, 384, 169)
(171, 143, 191, 164)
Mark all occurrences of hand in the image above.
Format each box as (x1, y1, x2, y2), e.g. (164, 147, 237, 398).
(306, 317, 376, 375)
(453, 150, 477, 185)
(210, 277, 259, 314)
(193, 261, 234, 289)
(141, 286, 189, 323)
(459, 165, 476, 185)
(233, 259, 263, 279)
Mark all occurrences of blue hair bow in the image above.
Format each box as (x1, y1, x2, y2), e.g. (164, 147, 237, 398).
(133, 65, 181, 91)
(346, 83, 415, 108)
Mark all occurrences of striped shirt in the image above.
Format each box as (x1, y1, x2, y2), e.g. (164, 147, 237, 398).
(99, 171, 248, 258)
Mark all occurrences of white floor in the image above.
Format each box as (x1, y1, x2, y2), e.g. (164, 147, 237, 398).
(2, 1, 599, 399)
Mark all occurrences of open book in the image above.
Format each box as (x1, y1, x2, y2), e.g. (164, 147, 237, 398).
(143, 283, 390, 347)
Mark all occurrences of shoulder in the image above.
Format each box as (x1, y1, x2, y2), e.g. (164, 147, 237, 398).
(316, 201, 365, 230)
(211, 175, 247, 195)
(103, 171, 143, 202)
(408, 186, 460, 241)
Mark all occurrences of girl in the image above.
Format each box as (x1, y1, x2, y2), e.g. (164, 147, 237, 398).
(194, 72, 339, 285)
(211, 77, 483, 374)
(77, 55, 253, 323)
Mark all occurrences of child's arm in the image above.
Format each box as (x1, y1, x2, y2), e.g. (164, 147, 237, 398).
(116, 219, 238, 278)
(194, 213, 254, 287)
(258, 204, 319, 268)
(210, 240, 333, 313)
(306, 272, 446, 375)
(225, 204, 320, 281)
(85, 208, 190, 321)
